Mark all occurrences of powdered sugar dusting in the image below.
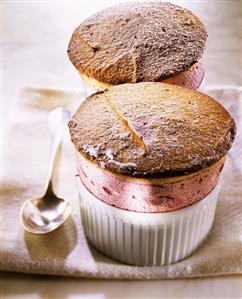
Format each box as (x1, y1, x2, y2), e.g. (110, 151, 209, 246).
(83, 145, 101, 158)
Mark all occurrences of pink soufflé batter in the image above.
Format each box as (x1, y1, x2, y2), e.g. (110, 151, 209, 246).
(163, 60, 204, 90)
(77, 153, 224, 213)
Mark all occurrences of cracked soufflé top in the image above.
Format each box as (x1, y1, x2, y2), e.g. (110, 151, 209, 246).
(68, 83, 236, 178)
(67, 1, 207, 85)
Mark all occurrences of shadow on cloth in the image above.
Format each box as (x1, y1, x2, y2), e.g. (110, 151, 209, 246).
(24, 216, 78, 261)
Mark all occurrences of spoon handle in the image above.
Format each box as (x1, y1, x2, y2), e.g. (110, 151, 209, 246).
(44, 108, 71, 196)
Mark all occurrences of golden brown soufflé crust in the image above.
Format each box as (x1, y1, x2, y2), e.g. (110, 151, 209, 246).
(68, 83, 236, 178)
(67, 2, 207, 85)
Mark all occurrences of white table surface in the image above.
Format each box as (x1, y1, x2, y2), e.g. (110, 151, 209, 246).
(1, 1, 242, 298)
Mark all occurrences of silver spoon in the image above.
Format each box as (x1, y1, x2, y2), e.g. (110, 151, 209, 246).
(20, 107, 72, 234)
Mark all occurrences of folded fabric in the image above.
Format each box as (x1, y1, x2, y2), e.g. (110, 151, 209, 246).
(1, 86, 241, 279)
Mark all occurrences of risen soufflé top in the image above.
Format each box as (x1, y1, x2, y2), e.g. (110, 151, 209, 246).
(68, 1, 207, 85)
(68, 83, 236, 178)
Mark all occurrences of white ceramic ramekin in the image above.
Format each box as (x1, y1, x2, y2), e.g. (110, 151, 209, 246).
(77, 177, 221, 266)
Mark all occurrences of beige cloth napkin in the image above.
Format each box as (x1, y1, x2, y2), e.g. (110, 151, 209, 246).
(1, 86, 242, 279)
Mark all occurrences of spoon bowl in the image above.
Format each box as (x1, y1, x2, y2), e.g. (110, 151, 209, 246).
(20, 196, 72, 234)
